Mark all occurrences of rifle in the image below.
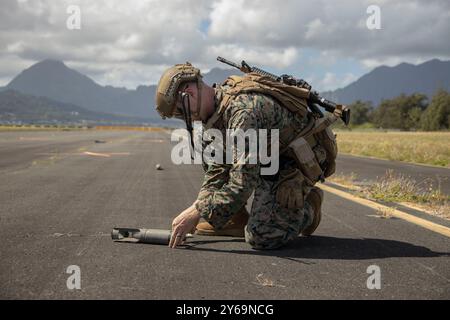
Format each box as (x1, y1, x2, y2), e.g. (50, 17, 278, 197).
(217, 56, 350, 125)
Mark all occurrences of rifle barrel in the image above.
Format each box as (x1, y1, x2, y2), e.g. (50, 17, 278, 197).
(217, 56, 242, 70)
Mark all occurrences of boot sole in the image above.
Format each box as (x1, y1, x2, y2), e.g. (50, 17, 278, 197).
(301, 209, 321, 236)
(301, 188, 323, 236)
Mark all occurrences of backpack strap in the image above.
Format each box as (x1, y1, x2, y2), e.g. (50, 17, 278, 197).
(204, 91, 233, 130)
(205, 73, 314, 130)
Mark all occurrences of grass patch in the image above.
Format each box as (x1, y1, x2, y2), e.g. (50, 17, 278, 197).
(327, 170, 449, 219)
(375, 207, 395, 219)
(335, 131, 450, 167)
(360, 170, 449, 219)
(328, 172, 359, 189)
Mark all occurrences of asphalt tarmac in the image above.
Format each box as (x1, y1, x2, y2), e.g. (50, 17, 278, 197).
(0, 130, 448, 299)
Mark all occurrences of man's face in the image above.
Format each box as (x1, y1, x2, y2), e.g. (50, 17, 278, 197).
(174, 83, 201, 121)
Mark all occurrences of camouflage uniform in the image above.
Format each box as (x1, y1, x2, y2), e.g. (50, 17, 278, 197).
(195, 85, 314, 250)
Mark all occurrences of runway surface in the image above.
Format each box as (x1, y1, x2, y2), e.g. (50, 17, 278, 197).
(0, 130, 448, 299)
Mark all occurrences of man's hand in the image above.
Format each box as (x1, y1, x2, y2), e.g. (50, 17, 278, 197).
(169, 203, 201, 249)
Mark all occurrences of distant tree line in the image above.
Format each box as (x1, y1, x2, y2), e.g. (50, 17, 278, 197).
(338, 89, 450, 131)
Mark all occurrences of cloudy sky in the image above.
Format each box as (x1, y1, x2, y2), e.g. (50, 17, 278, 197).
(1, 0, 449, 91)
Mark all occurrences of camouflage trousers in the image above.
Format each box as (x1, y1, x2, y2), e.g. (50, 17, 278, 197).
(244, 177, 314, 250)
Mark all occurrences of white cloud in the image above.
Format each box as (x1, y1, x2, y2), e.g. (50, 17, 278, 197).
(207, 45, 299, 68)
(319, 72, 358, 91)
(0, 53, 36, 79)
(308, 51, 338, 67)
(208, 0, 450, 60)
(0, 0, 449, 89)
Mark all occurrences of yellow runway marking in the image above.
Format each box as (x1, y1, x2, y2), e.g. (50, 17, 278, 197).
(319, 183, 450, 238)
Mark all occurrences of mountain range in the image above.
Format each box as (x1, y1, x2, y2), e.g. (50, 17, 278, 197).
(1, 58, 449, 124)
(3, 60, 237, 122)
(322, 59, 450, 105)
(0, 89, 147, 124)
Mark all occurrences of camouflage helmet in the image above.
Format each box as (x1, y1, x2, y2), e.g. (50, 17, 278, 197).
(155, 63, 203, 119)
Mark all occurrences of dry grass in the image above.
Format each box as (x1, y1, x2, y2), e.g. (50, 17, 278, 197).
(0, 125, 87, 131)
(0, 125, 168, 132)
(328, 170, 449, 219)
(360, 170, 449, 219)
(335, 131, 450, 167)
(375, 207, 396, 219)
(328, 172, 359, 189)
(94, 126, 166, 132)
(253, 274, 286, 288)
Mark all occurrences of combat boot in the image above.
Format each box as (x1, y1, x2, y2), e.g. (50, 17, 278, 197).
(195, 207, 249, 237)
(301, 187, 324, 236)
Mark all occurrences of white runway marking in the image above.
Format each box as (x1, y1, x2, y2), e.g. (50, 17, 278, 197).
(84, 151, 110, 157)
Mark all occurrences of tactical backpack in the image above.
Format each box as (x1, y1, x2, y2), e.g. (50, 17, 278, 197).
(213, 73, 342, 186)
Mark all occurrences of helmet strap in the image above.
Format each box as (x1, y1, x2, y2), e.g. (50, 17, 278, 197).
(194, 79, 202, 118)
(181, 93, 195, 160)
(179, 79, 202, 160)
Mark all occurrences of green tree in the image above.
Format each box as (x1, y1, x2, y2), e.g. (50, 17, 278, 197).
(348, 100, 373, 125)
(420, 89, 450, 131)
(372, 93, 427, 130)
(406, 107, 423, 130)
